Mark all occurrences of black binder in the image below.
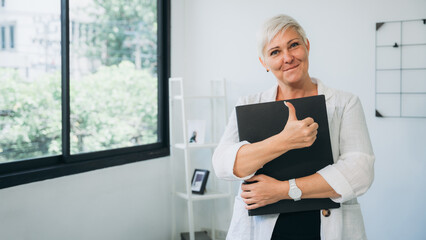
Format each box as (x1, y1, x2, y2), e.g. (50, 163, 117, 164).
(235, 95, 340, 216)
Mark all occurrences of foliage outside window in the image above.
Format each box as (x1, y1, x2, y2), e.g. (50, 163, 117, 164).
(70, 0, 159, 154)
(0, 0, 169, 187)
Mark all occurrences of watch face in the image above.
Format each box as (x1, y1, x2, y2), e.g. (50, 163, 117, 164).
(289, 188, 302, 199)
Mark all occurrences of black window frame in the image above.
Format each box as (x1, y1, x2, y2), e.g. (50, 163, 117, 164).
(0, 0, 170, 189)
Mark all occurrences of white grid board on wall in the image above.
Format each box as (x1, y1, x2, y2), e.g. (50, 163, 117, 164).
(375, 19, 426, 118)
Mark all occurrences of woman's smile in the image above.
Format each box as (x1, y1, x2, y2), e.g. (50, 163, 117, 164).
(283, 64, 299, 72)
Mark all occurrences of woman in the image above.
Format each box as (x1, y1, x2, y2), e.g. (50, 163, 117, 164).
(212, 14, 374, 240)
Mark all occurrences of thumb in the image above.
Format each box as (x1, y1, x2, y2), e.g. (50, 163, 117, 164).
(284, 101, 298, 121)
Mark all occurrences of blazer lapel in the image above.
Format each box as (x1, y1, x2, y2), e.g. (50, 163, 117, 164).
(316, 79, 336, 127)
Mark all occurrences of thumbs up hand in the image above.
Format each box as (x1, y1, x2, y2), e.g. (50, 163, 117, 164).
(279, 101, 319, 151)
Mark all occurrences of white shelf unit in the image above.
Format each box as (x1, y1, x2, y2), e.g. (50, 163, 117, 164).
(169, 77, 232, 240)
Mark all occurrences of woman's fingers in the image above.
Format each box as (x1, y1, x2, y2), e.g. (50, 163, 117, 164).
(285, 101, 298, 121)
(241, 194, 265, 209)
(281, 111, 320, 151)
(302, 117, 314, 125)
(240, 190, 253, 199)
(302, 118, 318, 138)
(242, 197, 256, 205)
(308, 122, 318, 131)
(240, 174, 285, 210)
(245, 202, 265, 210)
(306, 135, 317, 144)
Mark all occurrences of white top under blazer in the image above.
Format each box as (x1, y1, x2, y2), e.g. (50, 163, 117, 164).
(212, 78, 375, 240)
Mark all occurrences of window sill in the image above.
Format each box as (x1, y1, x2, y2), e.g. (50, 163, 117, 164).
(0, 147, 169, 189)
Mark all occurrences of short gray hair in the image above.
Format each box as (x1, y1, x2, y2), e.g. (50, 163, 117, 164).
(257, 14, 308, 60)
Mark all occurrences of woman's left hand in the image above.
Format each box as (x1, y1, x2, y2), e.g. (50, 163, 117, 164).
(240, 174, 287, 210)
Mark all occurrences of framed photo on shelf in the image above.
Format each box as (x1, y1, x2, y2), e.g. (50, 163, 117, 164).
(191, 169, 209, 194)
(187, 120, 206, 144)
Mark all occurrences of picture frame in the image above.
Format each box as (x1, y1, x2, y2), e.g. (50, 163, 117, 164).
(191, 169, 209, 194)
(187, 120, 206, 144)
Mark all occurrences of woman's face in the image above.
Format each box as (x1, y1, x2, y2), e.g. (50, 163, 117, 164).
(263, 28, 310, 86)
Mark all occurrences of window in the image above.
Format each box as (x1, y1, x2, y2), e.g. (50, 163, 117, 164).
(0, 0, 170, 189)
(1, 10, 61, 160)
(0, 24, 15, 50)
(9, 25, 13, 49)
(1, 26, 4, 49)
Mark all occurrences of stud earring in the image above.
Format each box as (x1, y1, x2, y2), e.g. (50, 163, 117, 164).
(266, 69, 270, 72)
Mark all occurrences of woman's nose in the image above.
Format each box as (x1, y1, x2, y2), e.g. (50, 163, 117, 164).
(283, 52, 294, 64)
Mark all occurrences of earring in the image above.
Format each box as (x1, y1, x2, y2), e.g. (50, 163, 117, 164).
(266, 69, 270, 72)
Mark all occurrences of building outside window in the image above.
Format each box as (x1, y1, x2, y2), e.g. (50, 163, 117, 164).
(0, 24, 15, 50)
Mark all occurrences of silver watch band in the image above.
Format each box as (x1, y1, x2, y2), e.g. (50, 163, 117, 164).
(289, 179, 297, 188)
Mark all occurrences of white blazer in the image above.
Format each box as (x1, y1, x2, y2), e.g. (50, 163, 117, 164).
(212, 78, 375, 240)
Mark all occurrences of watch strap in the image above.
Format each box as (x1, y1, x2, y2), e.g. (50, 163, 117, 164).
(289, 179, 297, 188)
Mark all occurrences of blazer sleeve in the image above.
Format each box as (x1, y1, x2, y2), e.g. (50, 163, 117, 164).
(212, 98, 255, 181)
(317, 95, 375, 203)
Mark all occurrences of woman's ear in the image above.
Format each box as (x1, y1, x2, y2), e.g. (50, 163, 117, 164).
(259, 57, 269, 72)
(306, 38, 310, 52)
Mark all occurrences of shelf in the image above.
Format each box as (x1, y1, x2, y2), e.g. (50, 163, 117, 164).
(175, 191, 231, 201)
(174, 143, 218, 149)
(169, 77, 232, 240)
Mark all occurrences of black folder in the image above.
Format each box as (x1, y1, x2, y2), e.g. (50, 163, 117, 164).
(236, 95, 340, 216)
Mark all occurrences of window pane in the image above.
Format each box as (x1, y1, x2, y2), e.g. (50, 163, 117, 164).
(70, 0, 159, 154)
(9, 25, 14, 49)
(1, 26, 5, 49)
(0, 1, 61, 163)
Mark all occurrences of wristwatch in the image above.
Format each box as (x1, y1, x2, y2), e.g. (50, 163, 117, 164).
(288, 179, 302, 201)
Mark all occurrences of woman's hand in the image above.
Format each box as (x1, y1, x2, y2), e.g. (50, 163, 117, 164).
(240, 174, 288, 210)
(232, 102, 318, 178)
(278, 101, 318, 152)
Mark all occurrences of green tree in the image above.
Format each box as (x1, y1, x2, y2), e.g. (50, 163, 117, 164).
(82, 0, 157, 71)
(70, 61, 157, 153)
(0, 62, 158, 161)
(0, 68, 62, 162)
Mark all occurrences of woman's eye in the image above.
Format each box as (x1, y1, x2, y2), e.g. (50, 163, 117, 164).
(270, 50, 279, 56)
(290, 42, 300, 48)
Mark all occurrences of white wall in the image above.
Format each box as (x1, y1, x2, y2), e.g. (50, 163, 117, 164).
(0, 157, 172, 240)
(1, 1, 425, 240)
(172, 0, 426, 239)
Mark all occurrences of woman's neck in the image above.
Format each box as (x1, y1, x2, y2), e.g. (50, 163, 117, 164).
(275, 78, 318, 101)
